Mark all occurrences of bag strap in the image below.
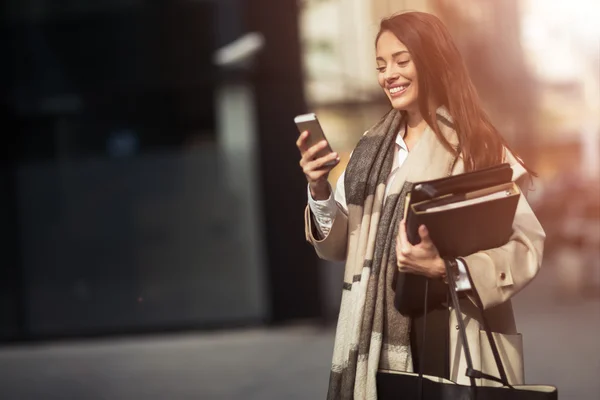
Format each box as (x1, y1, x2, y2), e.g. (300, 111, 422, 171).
(444, 259, 478, 388)
(444, 258, 512, 388)
(457, 257, 513, 387)
(416, 279, 429, 399)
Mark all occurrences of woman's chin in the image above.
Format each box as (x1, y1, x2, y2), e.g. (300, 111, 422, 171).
(389, 97, 417, 111)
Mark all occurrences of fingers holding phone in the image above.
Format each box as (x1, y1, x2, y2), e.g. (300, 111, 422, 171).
(297, 132, 339, 200)
(299, 132, 339, 172)
(295, 114, 340, 200)
(305, 139, 340, 171)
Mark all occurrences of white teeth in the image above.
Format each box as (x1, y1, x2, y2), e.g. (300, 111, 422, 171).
(389, 85, 408, 94)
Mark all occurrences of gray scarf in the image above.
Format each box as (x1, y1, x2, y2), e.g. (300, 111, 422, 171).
(327, 107, 459, 399)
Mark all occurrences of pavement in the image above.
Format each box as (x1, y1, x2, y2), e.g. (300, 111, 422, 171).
(0, 264, 598, 400)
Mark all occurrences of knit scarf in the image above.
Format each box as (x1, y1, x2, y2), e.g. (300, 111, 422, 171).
(327, 107, 459, 400)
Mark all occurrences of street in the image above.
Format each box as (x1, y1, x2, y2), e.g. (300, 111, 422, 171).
(0, 264, 598, 399)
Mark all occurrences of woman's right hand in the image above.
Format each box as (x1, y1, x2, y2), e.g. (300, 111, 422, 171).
(296, 130, 340, 200)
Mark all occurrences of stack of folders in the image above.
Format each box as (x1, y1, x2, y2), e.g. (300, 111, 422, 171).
(395, 163, 520, 315)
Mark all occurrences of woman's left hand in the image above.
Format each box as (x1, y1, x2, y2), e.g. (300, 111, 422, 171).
(396, 219, 445, 279)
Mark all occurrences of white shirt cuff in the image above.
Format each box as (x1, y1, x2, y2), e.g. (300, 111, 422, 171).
(455, 258, 472, 292)
(307, 183, 337, 237)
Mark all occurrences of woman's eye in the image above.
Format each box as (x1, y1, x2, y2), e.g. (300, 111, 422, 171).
(398, 60, 409, 66)
(376, 66, 386, 72)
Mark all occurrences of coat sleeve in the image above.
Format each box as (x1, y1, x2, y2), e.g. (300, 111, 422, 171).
(304, 171, 349, 262)
(462, 151, 546, 310)
(304, 203, 348, 262)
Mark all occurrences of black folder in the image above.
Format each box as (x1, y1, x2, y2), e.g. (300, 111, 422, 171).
(394, 163, 520, 315)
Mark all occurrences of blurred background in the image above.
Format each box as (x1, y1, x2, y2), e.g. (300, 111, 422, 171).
(0, 0, 598, 399)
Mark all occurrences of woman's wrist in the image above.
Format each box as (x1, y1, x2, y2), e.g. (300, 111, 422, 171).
(309, 181, 331, 200)
(431, 256, 447, 279)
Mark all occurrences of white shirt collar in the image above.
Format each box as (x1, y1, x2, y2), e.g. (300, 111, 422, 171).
(396, 126, 408, 151)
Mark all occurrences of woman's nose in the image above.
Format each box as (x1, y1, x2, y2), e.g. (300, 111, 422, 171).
(384, 68, 399, 83)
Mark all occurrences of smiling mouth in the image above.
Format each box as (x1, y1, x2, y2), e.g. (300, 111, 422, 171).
(389, 84, 409, 96)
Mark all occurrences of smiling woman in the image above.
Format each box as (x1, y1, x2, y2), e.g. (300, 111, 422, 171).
(375, 33, 419, 114)
(295, 10, 546, 400)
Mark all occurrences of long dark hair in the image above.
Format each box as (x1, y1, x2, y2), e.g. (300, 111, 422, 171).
(376, 12, 530, 173)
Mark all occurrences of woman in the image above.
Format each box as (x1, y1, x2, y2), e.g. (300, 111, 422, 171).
(296, 11, 545, 400)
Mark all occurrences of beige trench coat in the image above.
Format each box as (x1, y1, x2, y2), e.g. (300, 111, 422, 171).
(304, 152, 545, 386)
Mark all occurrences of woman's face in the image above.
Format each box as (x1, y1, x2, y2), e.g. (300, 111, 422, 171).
(376, 31, 419, 111)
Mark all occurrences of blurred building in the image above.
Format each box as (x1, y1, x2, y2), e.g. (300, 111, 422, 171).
(520, 0, 600, 180)
(1, 0, 322, 342)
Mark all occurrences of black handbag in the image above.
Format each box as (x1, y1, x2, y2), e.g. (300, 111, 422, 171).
(378, 260, 558, 399)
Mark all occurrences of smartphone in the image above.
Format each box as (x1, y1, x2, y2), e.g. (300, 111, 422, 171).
(294, 113, 336, 166)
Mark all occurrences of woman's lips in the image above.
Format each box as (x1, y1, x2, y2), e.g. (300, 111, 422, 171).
(388, 83, 410, 97)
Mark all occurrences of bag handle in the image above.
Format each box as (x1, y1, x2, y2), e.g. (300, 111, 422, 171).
(444, 258, 513, 388)
(416, 279, 430, 399)
(460, 257, 512, 386)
